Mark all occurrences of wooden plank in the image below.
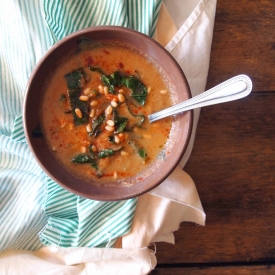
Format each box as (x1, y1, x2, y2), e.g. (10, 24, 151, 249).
(151, 265, 275, 275)
(155, 92, 275, 263)
(206, 0, 275, 91)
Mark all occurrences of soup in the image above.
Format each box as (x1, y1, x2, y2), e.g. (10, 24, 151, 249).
(42, 42, 173, 182)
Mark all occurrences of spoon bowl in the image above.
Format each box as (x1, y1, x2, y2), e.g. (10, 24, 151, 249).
(148, 75, 252, 123)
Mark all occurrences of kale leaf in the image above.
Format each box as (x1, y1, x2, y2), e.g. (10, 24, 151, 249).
(121, 75, 147, 105)
(101, 71, 121, 94)
(65, 69, 88, 125)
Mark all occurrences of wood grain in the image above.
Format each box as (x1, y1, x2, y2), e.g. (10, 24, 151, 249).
(154, 0, 275, 273)
(206, 0, 275, 91)
(152, 265, 275, 275)
(155, 92, 275, 264)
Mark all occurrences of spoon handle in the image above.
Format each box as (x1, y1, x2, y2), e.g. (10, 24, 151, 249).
(148, 75, 253, 123)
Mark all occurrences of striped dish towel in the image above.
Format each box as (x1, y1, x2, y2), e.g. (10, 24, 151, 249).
(0, 0, 162, 251)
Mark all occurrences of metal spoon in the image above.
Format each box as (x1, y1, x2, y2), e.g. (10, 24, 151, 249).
(148, 74, 252, 123)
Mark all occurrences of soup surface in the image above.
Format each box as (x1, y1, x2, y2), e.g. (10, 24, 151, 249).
(42, 42, 173, 183)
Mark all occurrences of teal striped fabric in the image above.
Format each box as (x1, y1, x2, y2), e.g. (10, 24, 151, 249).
(0, 135, 48, 250)
(40, 179, 137, 248)
(44, 0, 161, 42)
(0, 0, 162, 251)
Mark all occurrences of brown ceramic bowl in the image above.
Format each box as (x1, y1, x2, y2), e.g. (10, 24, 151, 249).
(23, 26, 193, 201)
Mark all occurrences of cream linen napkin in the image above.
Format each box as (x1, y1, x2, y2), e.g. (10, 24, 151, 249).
(0, 246, 156, 275)
(0, 0, 217, 274)
(123, 0, 217, 248)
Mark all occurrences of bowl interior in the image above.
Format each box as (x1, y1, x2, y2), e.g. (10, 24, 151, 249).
(23, 26, 192, 201)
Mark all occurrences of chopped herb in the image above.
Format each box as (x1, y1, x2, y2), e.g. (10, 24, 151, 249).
(138, 149, 147, 160)
(71, 146, 104, 177)
(71, 154, 90, 164)
(116, 103, 144, 129)
(98, 149, 114, 159)
(91, 162, 101, 177)
(68, 91, 89, 125)
(101, 71, 121, 93)
(66, 68, 150, 177)
(90, 113, 105, 136)
(127, 139, 147, 162)
(88, 66, 104, 74)
(65, 69, 88, 125)
(91, 163, 98, 169)
(99, 71, 147, 104)
(114, 116, 128, 133)
(64, 69, 84, 90)
(121, 75, 147, 105)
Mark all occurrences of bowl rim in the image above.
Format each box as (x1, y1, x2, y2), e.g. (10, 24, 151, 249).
(23, 25, 193, 201)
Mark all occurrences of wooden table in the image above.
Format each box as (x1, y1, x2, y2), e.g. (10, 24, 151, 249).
(152, 0, 275, 274)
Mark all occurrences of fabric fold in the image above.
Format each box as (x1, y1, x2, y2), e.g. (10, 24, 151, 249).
(0, 0, 217, 274)
(0, 246, 157, 275)
(123, 169, 205, 249)
(122, 0, 217, 249)
(0, 0, 162, 252)
(40, 179, 137, 248)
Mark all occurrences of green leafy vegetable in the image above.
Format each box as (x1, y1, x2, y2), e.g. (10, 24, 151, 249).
(90, 114, 105, 136)
(116, 103, 144, 129)
(65, 69, 84, 90)
(138, 149, 147, 160)
(114, 116, 128, 133)
(101, 71, 121, 93)
(127, 139, 147, 162)
(71, 154, 91, 164)
(68, 91, 89, 125)
(97, 70, 147, 104)
(98, 149, 114, 159)
(71, 149, 102, 176)
(91, 161, 101, 177)
(91, 163, 98, 169)
(66, 67, 149, 178)
(121, 75, 147, 105)
(88, 66, 104, 74)
(65, 69, 88, 125)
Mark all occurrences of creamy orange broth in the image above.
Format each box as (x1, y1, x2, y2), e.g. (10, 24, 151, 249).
(42, 44, 173, 182)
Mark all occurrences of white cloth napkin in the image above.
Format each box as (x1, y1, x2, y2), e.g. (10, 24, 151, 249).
(0, 0, 217, 274)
